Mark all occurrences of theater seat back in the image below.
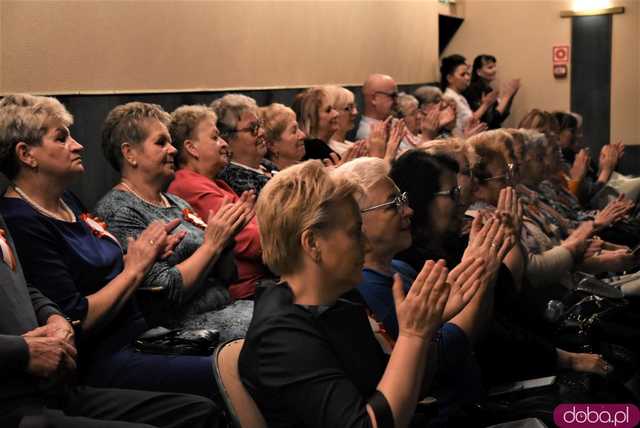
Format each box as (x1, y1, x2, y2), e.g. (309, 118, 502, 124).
(213, 339, 267, 428)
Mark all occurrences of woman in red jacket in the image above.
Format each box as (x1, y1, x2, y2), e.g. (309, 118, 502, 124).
(168, 104, 270, 299)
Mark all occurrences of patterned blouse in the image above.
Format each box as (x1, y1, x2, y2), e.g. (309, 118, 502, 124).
(217, 160, 277, 196)
(94, 189, 236, 326)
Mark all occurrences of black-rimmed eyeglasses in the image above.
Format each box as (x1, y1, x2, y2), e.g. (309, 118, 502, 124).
(433, 185, 461, 202)
(230, 120, 264, 137)
(361, 192, 408, 213)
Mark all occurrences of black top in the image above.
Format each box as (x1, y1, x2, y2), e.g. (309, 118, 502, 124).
(239, 282, 388, 428)
(463, 80, 512, 129)
(302, 138, 337, 161)
(0, 193, 147, 374)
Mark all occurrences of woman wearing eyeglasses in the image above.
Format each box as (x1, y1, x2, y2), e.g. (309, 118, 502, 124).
(389, 147, 612, 393)
(213, 94, 276, 196)
(332, 157, 512, 425)
(292, 86, 340, 161)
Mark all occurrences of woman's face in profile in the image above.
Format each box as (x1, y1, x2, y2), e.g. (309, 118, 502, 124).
(477, 60, 497, 82)
(448, 64, 471, 93)
(317, 97, 339, 136)
(429, 169, 462, 235)
(336, 96, 358, 133)
(361, 178, 413, 257)
(272, 117, 306, 162)
(315, 197, 366, 291)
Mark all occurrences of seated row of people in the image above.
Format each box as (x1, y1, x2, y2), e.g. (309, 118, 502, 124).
(0, 82, 637, 427)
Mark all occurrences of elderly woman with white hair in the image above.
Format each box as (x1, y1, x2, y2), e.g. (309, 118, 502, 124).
(239, 160, 480, 428)
(213, 94, 276, 196)
(332, 157, 517, 423)
(395, 93, 422, 154)
(325, 85, 358, 155)
(413, 86, 457, 141)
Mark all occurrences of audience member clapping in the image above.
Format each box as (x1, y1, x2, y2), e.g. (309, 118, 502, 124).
(95, 102, 255, 338)
(212, 94, 274, 195)
(167, 104, 269, 300)
(260, 102, 306, 170)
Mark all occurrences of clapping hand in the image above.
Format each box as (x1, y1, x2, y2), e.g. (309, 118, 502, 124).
(570, 148, 590, 182)
(443, 258, 485, 321)
(203, 196, 253, 250)
(594, 194, 633, 230)
(125, 220, 175, 274)
(463, 215, 515, 283)
(393, 260, 450, 341)
(421, 106, 440, 141)
(463, 117, 488, 138)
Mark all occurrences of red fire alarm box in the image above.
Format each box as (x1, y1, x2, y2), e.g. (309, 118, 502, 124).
(553, 46, 570, 65)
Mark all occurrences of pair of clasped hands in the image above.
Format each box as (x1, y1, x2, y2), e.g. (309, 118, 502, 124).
(394, 187, 519, 341)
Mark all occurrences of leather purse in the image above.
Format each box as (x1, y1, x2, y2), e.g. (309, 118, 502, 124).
(134, 326, 220, 356)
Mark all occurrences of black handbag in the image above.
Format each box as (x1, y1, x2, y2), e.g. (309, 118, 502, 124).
(134, 326, 220, 356)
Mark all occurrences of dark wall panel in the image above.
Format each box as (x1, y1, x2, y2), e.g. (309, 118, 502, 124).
(571, 15, 612, 155)
(48, 83, 425, 210)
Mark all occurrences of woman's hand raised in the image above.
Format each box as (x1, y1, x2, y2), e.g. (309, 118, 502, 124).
(443, 258, 485, 321)
(203, 197, 253, 251)
(393, 260, 450, 341)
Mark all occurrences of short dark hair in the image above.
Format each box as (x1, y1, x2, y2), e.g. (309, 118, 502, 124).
(471, 54, 497, 82)
(390, 150, 459, 237)
(551, 111, 579, 133)
(440, 54, 467, 90)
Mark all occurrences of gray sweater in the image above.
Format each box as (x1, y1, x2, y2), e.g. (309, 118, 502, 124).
(94, 189, 236, 327)
(0, 214, 62, 411)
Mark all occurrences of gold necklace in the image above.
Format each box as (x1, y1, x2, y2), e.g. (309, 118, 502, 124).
(120, 180, 170, 208)
(12, 185, 76, 222)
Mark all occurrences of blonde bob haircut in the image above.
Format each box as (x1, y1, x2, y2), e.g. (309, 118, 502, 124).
(331, 157, 389, 206)
(0, 94, 73, 179)
(170, 105, 217, 167)
(292, 86, 330, 139)
(260, 103, 296, 145)
(256, 160, 360, 275)
(324, 85, 354, 111)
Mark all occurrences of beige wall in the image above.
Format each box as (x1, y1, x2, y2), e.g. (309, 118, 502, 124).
(444, 0, 640, 145)
(0, 0, 448, 95)
(443, 0, 572, 129)
(611, 0, 640, 146)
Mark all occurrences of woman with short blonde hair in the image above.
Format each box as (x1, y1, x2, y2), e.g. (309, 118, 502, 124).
(325, 85, 358, 155)
(240, 160, 453, 428)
